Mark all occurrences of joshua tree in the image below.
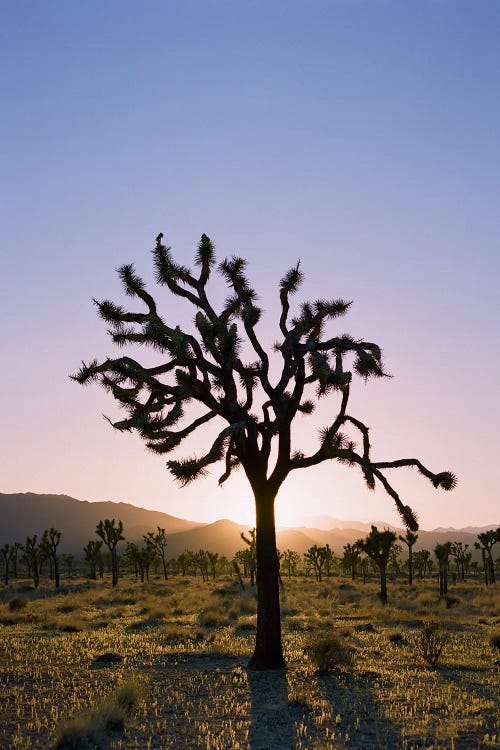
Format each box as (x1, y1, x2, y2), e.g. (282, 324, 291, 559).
(96, 519, 124, 587)
(304, 544, 328, 582)
(342, 543, 362, 580)
(207, 551, 219, 579)
(450, 542, 469, 582)
(72, 232, 457, 669)
(357, 526, 397, 604)
(144, 527, 169, 580)
(23, 535, 41, 588)
(475, 529, 499, 585)
(414, 549, 431, 579)
(434, 542, 452, 595)
(1, 544, 13, 585)
(61, 553, 75, 580)
(240, 529, 257, 587)
(399, 530, 418, 585)
(84, 540, 103, 579)
(282, 549, 301, 578)
(42, 528, 61, 588)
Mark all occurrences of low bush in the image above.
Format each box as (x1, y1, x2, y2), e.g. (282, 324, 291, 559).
(305, 631, 352, 673)
(413, 620, 449, 667)
(8, 596, 26, 612)
(489, 629, 500, 649)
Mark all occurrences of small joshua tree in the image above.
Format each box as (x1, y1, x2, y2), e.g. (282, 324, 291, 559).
(42, 528, 62, 588)
(450, 541, 469, 582)
(73, 232, 456, 669)
(96, 519, 124, 587)
(282, 549, 301, 578)
(304, 544, 329, 582)
(342, 543, 362, 580)
(144, 527, 169, 580)
(23, 535, 41, 588)
(1, 544, 13, 585)
(357, 526, 397, 604)
(475, 529, 499, 585)
(434, 542, 452, 596)
(399, 529, 418, 585)
(84, 540, 103, 580)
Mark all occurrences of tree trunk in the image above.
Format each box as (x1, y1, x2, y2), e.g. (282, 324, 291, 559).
(379, 563, 388, 604)
(54, 558, 60, 588)
(408, 547, 413, 586)
(248, 491, 285, 670)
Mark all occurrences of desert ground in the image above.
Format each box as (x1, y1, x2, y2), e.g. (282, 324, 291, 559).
(0, 573, 498, 750)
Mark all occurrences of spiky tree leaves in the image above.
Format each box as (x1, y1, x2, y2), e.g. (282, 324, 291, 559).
(73, 232, 457, 669)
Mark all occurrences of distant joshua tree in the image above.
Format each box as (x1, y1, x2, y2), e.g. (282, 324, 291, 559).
(1, 544, 13, 585)
(96, 519, 124, 587)
(434, 542, 452, 595)
(144, 527, 169, 580)
(342, 543, 362, 580)
(304, 544, 329, 582)
(240, 529, 257, 587)
(414, 549, 431, 579)
(72, 232, 457, 669)
(23, 535, 41, 588)
(357, 526, 397, 604)
(450, 541, 470, 582)
(474, 529, 499, 585)
(282, 549, 301, 578)
(84, 540, 103, 579)
(399, 530, 418, 585)
(42, 528, 61, 588)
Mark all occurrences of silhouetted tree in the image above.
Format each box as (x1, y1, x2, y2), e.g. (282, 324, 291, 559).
(42, 528, 61, 588)
(474, 529, 499, 585)
(399, 530, 418, 585)
(240, 529, 257, 587)
(1, 544, 13, 585)
(144, 527, 169, 580)
(450, 542, 469, 582)
(282, 549, 301, 578)
(414, 549, 431, 579)
(207, 551, 219, 579)
(342, 543, 361, 580)
(23, 535, 41, 588)
(61, 553, 75, 580)
(304, 544, 328, 582)
(96, 519, 124, 587)
(84, 540, 103, 579)
(434, 542, 451, 595)
(72, 232, 457, 669)
(357, 526, 397, 604)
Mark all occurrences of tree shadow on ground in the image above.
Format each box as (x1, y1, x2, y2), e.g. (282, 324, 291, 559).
(315, 670, 403, 749)
(247, 668, 296, 750)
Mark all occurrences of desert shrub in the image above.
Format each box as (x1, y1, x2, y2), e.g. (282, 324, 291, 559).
(489, 629, 500, 649)
(8, 596, 27, 612)
(441, 594, 461, 609)
(59, 617, 86, 632)
(198, 608, 227, 627)
(56, 678, 142, 748)
(388, 630, 404, 643)
(92, 652, 123, 667)
(234, 615, 256, 633)
(417, 592, 438, 608)
(413, 620, 449, 666)
(305, 631, 352, 673)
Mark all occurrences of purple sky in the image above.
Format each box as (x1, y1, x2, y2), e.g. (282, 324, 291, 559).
(1, 2, 499, 529)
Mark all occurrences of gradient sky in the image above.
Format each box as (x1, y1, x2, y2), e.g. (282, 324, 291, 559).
(1, 2, 499, 530)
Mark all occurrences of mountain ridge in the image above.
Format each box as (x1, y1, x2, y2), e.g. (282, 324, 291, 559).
(0, 492, 496, 558)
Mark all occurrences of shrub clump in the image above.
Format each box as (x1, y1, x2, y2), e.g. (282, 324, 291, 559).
(8, 596, 26, 612)
(489, 629, 500, 649)
(305, 631, 352, 673)
(55, 678, 142, 748)
(413, 620, 449, 667)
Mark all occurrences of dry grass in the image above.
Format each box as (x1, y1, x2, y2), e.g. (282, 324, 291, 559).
(0, 574, 498, 749)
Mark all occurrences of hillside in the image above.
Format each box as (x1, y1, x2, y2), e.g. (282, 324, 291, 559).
(0, 493, 204, 553)
(0, 492, 496, 559)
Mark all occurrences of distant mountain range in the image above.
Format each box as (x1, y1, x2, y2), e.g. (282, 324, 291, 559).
(0, 492, 497, 559)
